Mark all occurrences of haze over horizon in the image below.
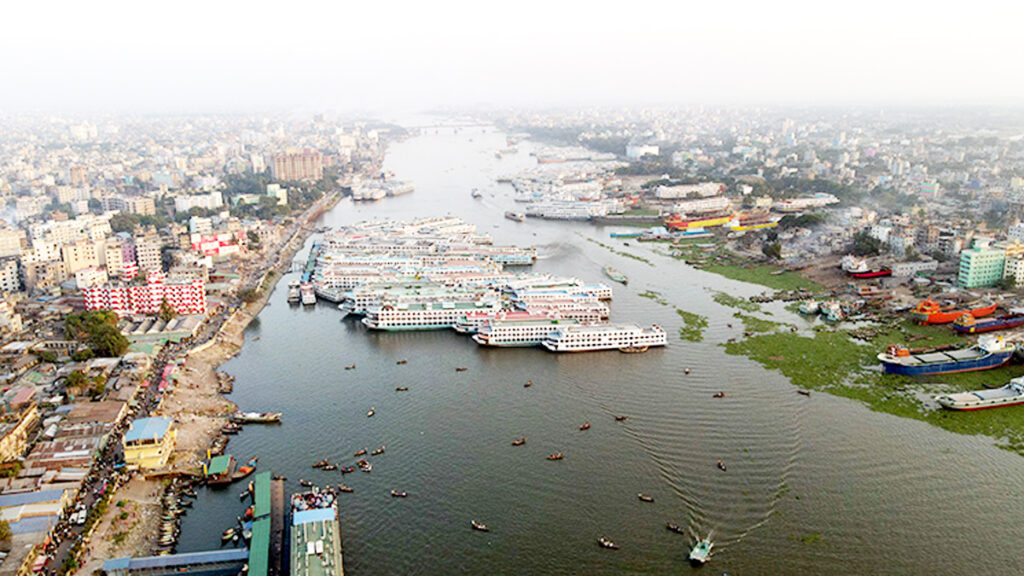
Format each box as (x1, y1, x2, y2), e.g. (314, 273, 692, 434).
(4, 0, 1024, 114)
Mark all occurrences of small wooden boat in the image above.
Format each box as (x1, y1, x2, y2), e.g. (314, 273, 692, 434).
(455, 367, 468, 372)
(313, 459, 329, 468)
(370, 446, 386, 456)
(579, 422, 590, 431)
(547, 453, 564, 461)
(395, 386, 409, 391)
(597, 537, 619, 550)
(396, 359, 408, 365)
(614, 415, 628, 422)
(511, 437, 526, 446)
(637, 493, 654, 503)
(340, 466, 355, 474)
(666, 522, 686, 534)
(471, 520, 489, 532)
(712, 392, 725, 398)
(354, 449, 367, 457)
(357, 459, 372, 472)
(345, 364, 356, 370)
(390, 490, 408, 498)
(524, 380, 532, 388)
(367, 407, 375, 417)
(336, 484, 354, 493)
(797, 390, 811, 397)
(717, 460, 727, 472)
(322, 464, 337, 471)
(299, 479, 313, 487)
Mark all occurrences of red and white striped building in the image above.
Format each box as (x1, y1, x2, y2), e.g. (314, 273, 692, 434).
(83, 271, 206, 317)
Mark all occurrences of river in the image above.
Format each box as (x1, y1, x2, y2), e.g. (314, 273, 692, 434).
(175, 122, 1024, 575)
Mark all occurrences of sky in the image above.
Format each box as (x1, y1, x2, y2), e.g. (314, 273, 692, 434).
(3, 0, 1023, 113)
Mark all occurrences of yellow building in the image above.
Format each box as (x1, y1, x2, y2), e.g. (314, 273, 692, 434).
(123, 417, 176, 469)
(0, 404, 39, 462)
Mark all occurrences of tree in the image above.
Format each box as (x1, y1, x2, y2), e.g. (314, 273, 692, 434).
(246, 230, 261, 249)
(996, 276, 1018, 291)
(65, 311, 129, 357)
(36, 350, 58, 363)
(65, 370, 89, 396)
(851, 230, 883, 256)
(239, 288, 260, 303)
(0, 518, 10, 542)
(762, 241, 783, 260)
(159, 298, 176, 323)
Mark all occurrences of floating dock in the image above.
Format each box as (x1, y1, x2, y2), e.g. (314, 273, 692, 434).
(291, 489, 343, 576)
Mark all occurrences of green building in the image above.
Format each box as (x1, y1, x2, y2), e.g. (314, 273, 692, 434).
(958, 240, 1005, 288)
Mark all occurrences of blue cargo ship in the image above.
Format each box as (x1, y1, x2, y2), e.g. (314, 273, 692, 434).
(953, 312, 1024, 334)
(877, 336, 1015, 376)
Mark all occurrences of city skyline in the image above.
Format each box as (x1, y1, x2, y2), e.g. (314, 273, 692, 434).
(4, 0, 1024, 113)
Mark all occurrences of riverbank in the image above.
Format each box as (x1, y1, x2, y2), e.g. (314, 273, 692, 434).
(75, 192, 338, 571)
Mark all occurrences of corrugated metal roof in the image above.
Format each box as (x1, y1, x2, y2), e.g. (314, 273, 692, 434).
(207, 454, 232, 476)
(253, 472, 271, 518)
(248, 516, 270, 576)
(123, 417, 171, 443)
(0, 488, 66, 508)
(106, 548, 249, 571)
(293, 507, 335, 526)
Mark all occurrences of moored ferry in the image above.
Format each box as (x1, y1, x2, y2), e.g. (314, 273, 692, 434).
(953, 312, 1024, 334)
(287, 281, 301, 303)
(362, 300, 501, 330)
(300, 283, 317, 306)
(877, 335, 1015, 376)
(912, 298, 997, 324)
(455, 309, 550, 334)
(542, 323, 667, 353)
(935, 377, 1024, 410)
(513, 283, 614, 302)
(291, 488, 343, 576)
(473, 318, 580, 347)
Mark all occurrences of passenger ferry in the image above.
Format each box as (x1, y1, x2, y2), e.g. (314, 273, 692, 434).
(287, 281, 301, 303)
(362, 300, 502, 330)
(291, 488, 343, 576)
(513, 283, 614, 303)
(454, 309, 546, 334)
(472, 318, 580, 347)
(300, 283, 317, 306)
(542, 324, 667, 353)
(513, 299, 610, 321)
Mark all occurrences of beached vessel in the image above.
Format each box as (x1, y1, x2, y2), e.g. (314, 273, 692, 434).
(935, 377, 1024, 410)
(912, 298, 997, 324)
(542, 324, 667, 353)
(233, 412, 283, 423)
(877, 335, 1015, 376)
(953, 312, 1024, 334)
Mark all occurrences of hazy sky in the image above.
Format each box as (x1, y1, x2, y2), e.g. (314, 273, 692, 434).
(3, 0, 1023, 113)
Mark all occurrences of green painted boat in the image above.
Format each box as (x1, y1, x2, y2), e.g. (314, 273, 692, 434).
(603, 266, 628, 285)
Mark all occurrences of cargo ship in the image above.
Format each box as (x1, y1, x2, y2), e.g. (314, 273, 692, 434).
(291, 488, 343, 576)
(877, 335, 1015, 376)
(603, 266, 628, 285)
(849, 268, 892, 279)
(664, 212, 733, 230)
(953, 312, 1024, 334)
(935, 377, 1024, 410)
(912, 298, 997, 324)
(542, 324, 667, 353)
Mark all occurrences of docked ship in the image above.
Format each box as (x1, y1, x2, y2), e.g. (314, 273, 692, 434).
(542, 324, 667, 353)
(511, 300, 610, 322)
(455, 309, 550, 334)
(300, 283, 317, 306)
(291, 488, 343, 576)
(362, 300, 502, 330)
(287, 281, 301, 304)
(473, 317, 580, 347)
(386, 181, 415, 196)
(877, 335, 1015, 376)
(602, 266, 628, 285)
(512, 283, 614, 303)
(664, 211, 733, 230)
(953, 312, 1024, 334)
(351, 185, 387, 202)
(840, 255, 891, 278)
(505, 211, 526, 222)
(935, 377, 1024, 410)
(912, 298, 997, 324)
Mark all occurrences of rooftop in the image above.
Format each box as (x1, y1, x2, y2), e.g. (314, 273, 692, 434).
(123, 417, 171, 444)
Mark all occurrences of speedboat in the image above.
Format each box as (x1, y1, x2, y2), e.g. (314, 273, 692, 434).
(471, 520, 489, 532)
(337, 484, 354, 493)
(511, 437, 526, 446)
(390, 490, 408, 498)
(689, 535, 713, 564)
(367, 407, 375, 417)
(712, 391, 725, 398)
(637, 493, 654, 503)
(579, 421, 591, 431)
(597, 537, 619, 550)
(547, 453, 564, 461)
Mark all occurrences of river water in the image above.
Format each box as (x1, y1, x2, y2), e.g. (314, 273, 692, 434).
(176, 123, 1024, 575)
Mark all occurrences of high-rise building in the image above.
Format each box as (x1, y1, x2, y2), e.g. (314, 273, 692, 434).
(61, 240, 100, 275)
(268, 149, 323, 181)
(126, 196, 156, 216)
(0, 258, 20, 293)
(958, 240, 1006, 288)
(134, 235, 163, 273)
(0, 227, 24, 258)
